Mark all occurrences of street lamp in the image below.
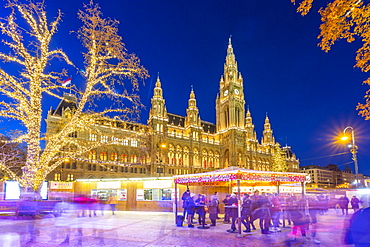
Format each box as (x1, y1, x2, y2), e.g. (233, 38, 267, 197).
(341, 126, 359, 188)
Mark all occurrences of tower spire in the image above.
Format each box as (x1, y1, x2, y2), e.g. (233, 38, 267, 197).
(186, 86, 200, 127)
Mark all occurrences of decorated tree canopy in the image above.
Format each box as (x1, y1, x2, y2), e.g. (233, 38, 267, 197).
(174, 166, 308, 187)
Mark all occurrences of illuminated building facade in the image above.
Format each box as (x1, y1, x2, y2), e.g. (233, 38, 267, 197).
(45, 39, 299, 181)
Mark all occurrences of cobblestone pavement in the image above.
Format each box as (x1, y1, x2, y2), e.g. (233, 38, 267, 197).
(0, 209, 354, 247)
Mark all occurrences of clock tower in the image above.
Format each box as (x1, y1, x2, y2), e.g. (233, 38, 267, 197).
(216, 37, 245, 131)
(216, 38, 246, 167)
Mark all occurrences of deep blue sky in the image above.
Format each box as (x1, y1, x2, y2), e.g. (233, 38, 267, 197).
(1, 0, 370, 175)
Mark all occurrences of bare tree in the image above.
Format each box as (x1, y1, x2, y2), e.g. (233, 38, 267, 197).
(0, 1, 148, 194)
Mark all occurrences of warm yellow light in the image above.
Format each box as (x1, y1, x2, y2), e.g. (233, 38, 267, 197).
(341, 136, 349, 141)
(64, 158, 70, 162)
(160, 143, 167, 148)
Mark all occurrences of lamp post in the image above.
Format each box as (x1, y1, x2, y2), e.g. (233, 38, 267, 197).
(341, 126, 359, 188)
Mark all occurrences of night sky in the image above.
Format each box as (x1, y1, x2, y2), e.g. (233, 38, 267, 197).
(1, 1, 370, 175)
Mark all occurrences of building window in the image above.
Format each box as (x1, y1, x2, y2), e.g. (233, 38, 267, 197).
(89, 150, 97, 160)
(67, 174, 74, 181)
(110, 152, 118, 161)
(112, 137, 119, 144)
(72, 162, 77, 169)
(89, 134, 97, 142)
(121, 153, 128, 162)
(100, 152, 108, 161)
(54, 173, 61, 180)
(131, 140, 138, 147)
(123, 139, 129, 146)
(131, 155, 137, 163)
(88, 164, 92, 170)
(68, 131, 77, 138)
(121, 167, 124, 172)
(101, 136, 108, 142)
(93, 164, 96, 171)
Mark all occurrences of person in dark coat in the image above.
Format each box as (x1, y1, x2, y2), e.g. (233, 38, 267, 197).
(287, 204, 308, 243)
(241, 194, 253, 232)
(351, 196, 361, 212)
(346, 207, 370, 246)
(339, 196, 350, 215)
(195, 194, 207, 225)
(222, 195, 231, 223)
(226, 194, 238, 233)
(186, 193, 196, 228)
(249, 190, 260, 230)
(253, 193, 272, 234)
(208, 195, 219, 226)
(181, 189, 190, 217)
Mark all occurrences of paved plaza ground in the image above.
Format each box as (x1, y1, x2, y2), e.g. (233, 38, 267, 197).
(0, 208, 354, 247)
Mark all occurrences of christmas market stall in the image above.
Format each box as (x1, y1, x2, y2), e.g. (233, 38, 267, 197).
(173, 166, 308, 236)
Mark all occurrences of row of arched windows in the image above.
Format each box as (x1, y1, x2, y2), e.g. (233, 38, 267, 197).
(88, 150, 146, 164)
(167, 144, 220, 169)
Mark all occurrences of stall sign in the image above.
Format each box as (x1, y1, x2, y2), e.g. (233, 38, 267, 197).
(50, 181, 73, 190)
(97, 181, 121, 189)
(174, 173, 237, 184)
(143, 180, 172, 189)
(119, 189, 127, 200)
(137, 189, 144, 201)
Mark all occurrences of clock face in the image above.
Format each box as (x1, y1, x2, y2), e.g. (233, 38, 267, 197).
(224, 90, 229, 96)
(234, 89, 239, 95)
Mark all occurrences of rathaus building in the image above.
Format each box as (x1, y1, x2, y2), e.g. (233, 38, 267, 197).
(46, 39, 300, 181)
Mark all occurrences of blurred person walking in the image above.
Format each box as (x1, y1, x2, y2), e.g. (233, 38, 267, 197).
(108, 194, 117, 215)
(253, 192, 272, 234)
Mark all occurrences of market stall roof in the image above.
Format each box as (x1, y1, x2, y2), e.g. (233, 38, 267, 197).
(174, 166, 308, 186)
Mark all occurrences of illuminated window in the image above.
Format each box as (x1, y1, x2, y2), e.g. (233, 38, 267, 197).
(123, 139, 129, 146)
(101, 136, 108, 142)
(67, 174, 74, 181)
(54, 173, 61, 180)
(112, 137, 119, 144)
(121, 153, 128, 162)
(89, 134, 97, 141)
(110, 152, 118, 161)
(131, 155, 137, 163)
(131, 140, 138, 147)
(89, 150, 97, 160)
(100, 152, 108, 161)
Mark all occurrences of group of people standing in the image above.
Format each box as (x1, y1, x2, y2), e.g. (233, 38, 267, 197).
(337, 195, 361, 215)
(181, 189, 321, 244)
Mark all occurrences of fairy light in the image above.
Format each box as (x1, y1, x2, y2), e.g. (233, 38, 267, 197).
(0, 1, 148, 192)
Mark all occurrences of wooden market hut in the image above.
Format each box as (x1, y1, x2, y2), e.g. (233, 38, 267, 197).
(173, 166, 308, 236)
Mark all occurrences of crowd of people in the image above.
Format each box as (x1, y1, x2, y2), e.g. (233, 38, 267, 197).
(181, 190, 326, 244)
